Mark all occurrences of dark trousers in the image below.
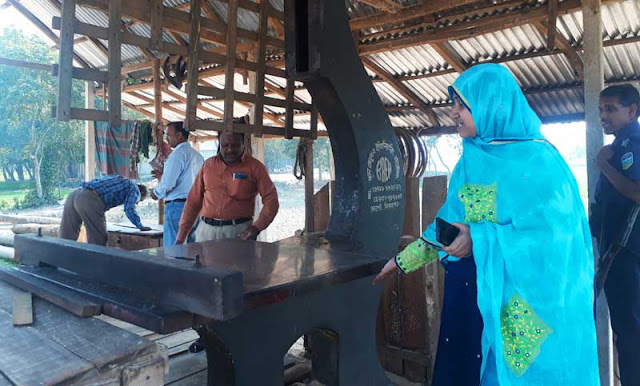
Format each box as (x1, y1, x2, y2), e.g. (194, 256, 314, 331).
(604, 249, 640, 386)
(431, 258, 484, 386)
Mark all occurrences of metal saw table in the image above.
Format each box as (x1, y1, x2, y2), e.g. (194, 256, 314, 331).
(2, 234, 392, 385)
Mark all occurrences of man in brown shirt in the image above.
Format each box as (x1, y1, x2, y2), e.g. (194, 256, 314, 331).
(175, 131, 279, 244)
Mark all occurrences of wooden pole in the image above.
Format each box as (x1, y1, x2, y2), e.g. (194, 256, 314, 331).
(153, 58, 165, 225)
(56, 0, 76, 121)
(185, 0, 202, 130)
(108, 0, 122, 128)
(84, 81, 96, 181)
(223, 0, 239, 131)
(582, 1, 611, 385)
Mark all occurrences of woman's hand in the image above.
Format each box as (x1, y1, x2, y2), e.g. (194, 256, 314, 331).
(372, 257, 398, 285)
(442, 222, 472, 258)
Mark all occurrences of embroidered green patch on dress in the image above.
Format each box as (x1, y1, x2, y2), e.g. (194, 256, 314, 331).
(395, 238, 439, 274)
(500, 292, 552, 376)
(459, 183, 498, 223)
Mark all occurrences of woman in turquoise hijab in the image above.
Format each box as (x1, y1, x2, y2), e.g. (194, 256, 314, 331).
(375, 64, 600, 385)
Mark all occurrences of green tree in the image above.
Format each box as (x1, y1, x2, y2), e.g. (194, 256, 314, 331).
(0, 28, 85, 203)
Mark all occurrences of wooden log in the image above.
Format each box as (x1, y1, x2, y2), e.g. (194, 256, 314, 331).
(0, 214, 61, 224)
(12, 224, 59, 237)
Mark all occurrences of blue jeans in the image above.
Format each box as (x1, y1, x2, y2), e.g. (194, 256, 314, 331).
(164, 201, 196, 247)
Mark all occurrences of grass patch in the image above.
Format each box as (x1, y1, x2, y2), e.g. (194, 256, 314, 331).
(0, 258, 16, 268)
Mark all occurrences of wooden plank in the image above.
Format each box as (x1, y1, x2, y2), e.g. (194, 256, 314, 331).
(150, 0, 163, 50)
(52, 106, 110, 122)
(0, 307, 95, 385)
(185, 0, 203, 130)
(108, 0, 122, 128)
(12, 289, 32, 326)
(52, 64, 107, 83)
(192, 120, 311, 138)
(284, 77, 295, 139)
(163, 87, 224, 118)
(402, 177, 420, 237)
(197, 85, 312, 110)
(122, 60, 154, 74)
(224, 0, 239, 131)
(313, 183, 330, 231)
(0, 57, 51, 71)
(164, 352, 208, 384)
(0, 265, 101, 317)
(56, 0, 76, 121)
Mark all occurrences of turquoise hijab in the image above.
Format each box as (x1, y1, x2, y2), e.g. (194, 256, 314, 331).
(423, 64, 599, 385)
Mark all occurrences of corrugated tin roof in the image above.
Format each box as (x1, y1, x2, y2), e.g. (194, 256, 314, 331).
(7, 0, 640, 134)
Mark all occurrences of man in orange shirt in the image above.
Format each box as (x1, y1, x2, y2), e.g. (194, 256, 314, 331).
(175, 130, 279, 244)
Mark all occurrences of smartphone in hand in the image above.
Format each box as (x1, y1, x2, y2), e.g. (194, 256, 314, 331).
(436, 217, 460, 246)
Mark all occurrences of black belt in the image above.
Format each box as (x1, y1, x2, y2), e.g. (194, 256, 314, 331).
(165, 198, 187, 204)
(201, 217, 252, 227)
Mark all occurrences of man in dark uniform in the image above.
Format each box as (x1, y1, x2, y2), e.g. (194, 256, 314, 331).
(592, 84, 640, 386)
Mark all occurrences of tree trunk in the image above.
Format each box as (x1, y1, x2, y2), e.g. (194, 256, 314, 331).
(3, 166, 14, 182)
(16, 165, 25, 181)
(33, 157, 43, 199)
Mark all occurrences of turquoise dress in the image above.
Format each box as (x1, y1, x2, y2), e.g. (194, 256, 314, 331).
(419, 64, 599, 385)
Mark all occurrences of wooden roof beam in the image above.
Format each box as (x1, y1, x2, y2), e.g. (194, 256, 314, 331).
(357, 0, 621, 55)
(357, 0, 403, 14)
(430, 42, 467, 73)
(361, 56, 439, 126)
(533, 19, 584, 78)
(349, 0, 479, 30)
(546, 0, 558, 50)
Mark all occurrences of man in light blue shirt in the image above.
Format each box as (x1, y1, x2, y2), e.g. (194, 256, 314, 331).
(150, 122, 204, 246)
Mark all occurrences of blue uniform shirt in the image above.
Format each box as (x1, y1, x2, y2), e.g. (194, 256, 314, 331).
(593, 120, 640, 254)
(82, 175, 144, 229)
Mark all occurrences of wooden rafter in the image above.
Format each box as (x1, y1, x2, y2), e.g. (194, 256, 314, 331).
(47, 0, 109, 59)
(361, 56, 439, 126)
(357, 0, 620, 56)
(533, 20, 584, 78)
(349, 0, 479, 30)
(430, 42, 467, 73)
(358, 0, 403, 14)
(547, 0, 558, 50)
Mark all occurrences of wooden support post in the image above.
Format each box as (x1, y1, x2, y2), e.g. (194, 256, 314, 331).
(150, 0, 163, 50)
(108, 0, 122, 128)
(421, 175, 448, 382)
(252, 0, 269, 137)
(284, 78, 295, 139)
(304, 140, 314, 233)
(84, 81, 96, 181)
(583, 1, 612, 385)
(185, 0, 202, 130)
(153, 58, 165, 225)
(224, 0, 239, 131)
(310, 103, 318, 140)
(402, 177, 420, 237)
(56, 0, 76, 121)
